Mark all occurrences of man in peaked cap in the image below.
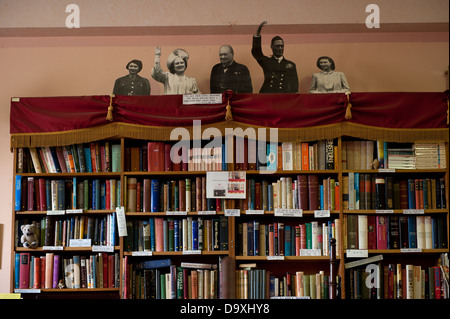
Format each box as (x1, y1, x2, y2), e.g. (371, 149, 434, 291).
(251, 21, 299, 94)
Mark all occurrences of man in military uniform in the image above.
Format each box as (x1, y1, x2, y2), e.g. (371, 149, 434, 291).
(113, 59, 151, 96)
(251, 21, 298, 94)
(210, 44, 253, 94)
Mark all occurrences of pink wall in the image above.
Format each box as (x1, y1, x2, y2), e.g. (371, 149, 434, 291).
(0, 13, 448, 293)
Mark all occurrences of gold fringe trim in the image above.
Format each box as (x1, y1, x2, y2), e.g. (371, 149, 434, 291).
(10, 121, 449, 150)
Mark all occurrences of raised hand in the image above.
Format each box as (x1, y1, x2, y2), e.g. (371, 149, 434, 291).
(256, 21, 268, 36)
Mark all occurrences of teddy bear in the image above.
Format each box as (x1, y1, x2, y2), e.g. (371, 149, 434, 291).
(21, 224, 38, 248)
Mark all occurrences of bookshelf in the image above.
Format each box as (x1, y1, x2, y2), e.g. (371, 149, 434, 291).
(9, 93, 449, 299)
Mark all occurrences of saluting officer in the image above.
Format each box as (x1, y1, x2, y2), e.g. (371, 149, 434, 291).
(251, 21, 299, 94)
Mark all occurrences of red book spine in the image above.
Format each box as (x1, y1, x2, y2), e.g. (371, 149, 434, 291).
(105, 179, 111, 210)
(148, 142, 165, 172)
(367, 215, 377, 249)
(136, 181, 141, 212)
(255, 182, 261, 210)
(102, 253, 108, 288)
(179, 179, 186, 211)
(108, 254, 114, 288)
(434, 267, 442, 299)
(19, 253, 30, 289)
(376, 215, 387, 249)
(307, 175, 319, 210)
(165, 143, 172, 171)
(33, 257, 41, 288)
(297, 175, 308, 210)
(414, 179, 420, 209)
(301, 143, 309, 170)
(418, 179, 424, 209)
(268, 224, 274, 256)
(38, 178, 47, 211)
(90, 143, 97, 172)
(143, 179, 151, 212)
(300, 224, 306, 249)
(334, 183, 340, 211)
(399, 180, 408, 209)
(295, 225, 301, 256)
(195, 177, 202, 212)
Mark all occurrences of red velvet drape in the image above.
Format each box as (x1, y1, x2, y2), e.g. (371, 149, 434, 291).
(10, 92, 449, 135)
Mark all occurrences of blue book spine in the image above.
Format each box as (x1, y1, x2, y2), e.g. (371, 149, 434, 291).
(149, 218, 155, 251)
(354, 172, 360, 209)
(285, 225, 291, 256)
(111, 212, 116, 246)
(253, 220, 259, 256)
(328, 220, 333, 247)
(84, 147, 93, 172)
(192, 219, 198, 250)
(423, 179, 428, 209)
(139, 258, 172, 270)
(174, 219, 180, 251)
(319, 184, 324, 210)
(151, 179, 160, 212)
(250, 179, 255, 210)
(268, 184, 273, 211)
(163, 220, 168, 251)
(247, 221, 254, 256)
(15, 175, 22, 211)
(100, 181, 105, 210)
(408, 216, 417, 248)
(15, 253, 20, 288)
(407, 179, 415, 209)
(100, 218, 105, 245)
(432, 217, 438, 248)
(92, 255, 97, 288)
(222, 143, 226, 171)
(95, 179, 101, 210)
(266, 143, 277, 171)
(50, 147, 62, 173)
(72, 177, 77, 210)
(46, 180, 51, 211)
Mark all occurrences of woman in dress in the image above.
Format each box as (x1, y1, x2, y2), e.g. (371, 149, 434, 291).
(151, 47, 201, 95)
(309, 56, 350, 94)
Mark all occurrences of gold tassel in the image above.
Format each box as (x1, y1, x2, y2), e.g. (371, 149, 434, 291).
(225, 99, 233, 121)
(106, 94, 114, 121)
(345, 93, 352, 120)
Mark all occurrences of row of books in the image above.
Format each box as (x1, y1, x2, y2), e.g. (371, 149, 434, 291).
(15, 252, 120, 290)
(343, 174, 446, 210)
(247, 175, 339, 211)
(15, 176, 122, 212)
(125, 139, 338, 173)
(124, 175, 340, 214)
(19, 139, 445, 174)
(124, 216, 228, 252)
(123, 258, 219, 299)
(341, 140, 446, 170)
(236, 219, 340, 257)
(18, 142, 121, 174)
(125, 177, 217, 213)
(16, 214, 118, 248)
(345, 214, 448, 250)
(346, 262, 448, 299)
(236, 267, 339, 299)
